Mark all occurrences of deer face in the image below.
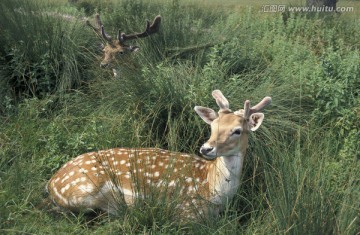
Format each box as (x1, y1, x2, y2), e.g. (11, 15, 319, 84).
(100, 42, 139, 68)
(203, 112, 249, 158)
(194, 90, 270, 160)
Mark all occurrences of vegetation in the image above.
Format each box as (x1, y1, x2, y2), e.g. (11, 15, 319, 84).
(0, 0, 359, 234)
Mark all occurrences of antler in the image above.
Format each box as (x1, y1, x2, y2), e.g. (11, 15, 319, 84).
(212, 90, 230, 112)
(86, 14, 112, 42)
(118, 15, 161, 44)
(243, 97, 272, 118)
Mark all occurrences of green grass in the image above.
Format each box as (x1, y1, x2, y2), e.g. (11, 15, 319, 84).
(0, 0, 359, 234)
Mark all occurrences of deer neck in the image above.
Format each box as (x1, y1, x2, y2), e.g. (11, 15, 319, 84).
(207, 152, 245, 206)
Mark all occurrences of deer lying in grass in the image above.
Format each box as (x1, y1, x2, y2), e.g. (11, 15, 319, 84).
(47, 90, 271, 219)
(86, 14, 161, 77)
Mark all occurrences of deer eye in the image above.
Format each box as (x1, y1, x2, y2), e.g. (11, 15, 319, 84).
(231, 128, 242, 136)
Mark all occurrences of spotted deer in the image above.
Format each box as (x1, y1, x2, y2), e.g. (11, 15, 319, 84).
(86, 14, 161, 77)
(47, 90, 271, 219)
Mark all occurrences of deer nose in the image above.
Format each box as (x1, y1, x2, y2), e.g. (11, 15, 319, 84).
(100, 62, 109, 68)
(200, 145, 214, 155)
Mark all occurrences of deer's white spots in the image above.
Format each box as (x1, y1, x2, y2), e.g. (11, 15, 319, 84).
(185, 177, 193, 183)
(174, 168, 178, 173)
(151, 165, 156, 169)
(54, 177, 60, 183)
(79, 184, 94, 193)
(126, 163, 131, 167)
(120, 160, 126, 165)
(91, 166, 97, 171)
(169, 180, 176, 187)
(158, 161, 164, 166)
(113, 161, 118, 166)
(69, 171, 75, 176)
(154, 172, 160, 177)
(80, 177, 87, 182)
(99, 171, 105, 175)
(124, 173, 131, 179)
(102, 161, 109, 166)
(74, 160, 83, 165)
(144, 172, 153, 177)
(79, 168, 88, 174)
(60, 184, 70, 194)
(85, 160, 92, 165)
(61, 175, 70, 183)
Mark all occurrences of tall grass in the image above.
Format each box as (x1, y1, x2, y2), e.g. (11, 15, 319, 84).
(0, 0, 359, 234)
(0, 0, 95, 110)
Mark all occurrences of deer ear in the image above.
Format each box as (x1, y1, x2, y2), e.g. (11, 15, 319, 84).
(194, 106, 218, 125)
(248, 113, 264, 131)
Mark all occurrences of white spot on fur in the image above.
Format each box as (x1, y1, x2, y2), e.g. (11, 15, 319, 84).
(61, 175, 69, 183)
(79, 183, 94, 193)
(79, 168, 88, 173)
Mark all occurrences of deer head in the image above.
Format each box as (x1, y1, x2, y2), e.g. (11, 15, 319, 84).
(195, 90, 272, 159)
(86, 14, 161, 69)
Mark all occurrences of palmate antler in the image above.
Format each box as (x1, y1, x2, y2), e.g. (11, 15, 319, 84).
(86, 14, 161, 46)
(86, 14, 113, 42)
(212, 90, 230, 112)
(211, 90, 271, 118)
(118, 15, 161, 44)
(243, 97, 272, 118)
